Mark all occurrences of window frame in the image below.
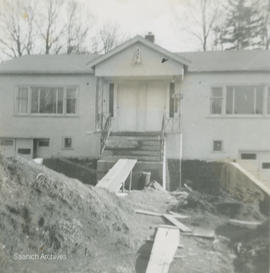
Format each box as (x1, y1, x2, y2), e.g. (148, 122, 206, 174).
(62, 137, 73, 150)
(15, 85, 79, 116)
(213, 140, 223, 152)
(210, 84, 269, 117)
(210, 87, 224, 115)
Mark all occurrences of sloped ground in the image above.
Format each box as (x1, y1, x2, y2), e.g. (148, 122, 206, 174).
(0, 154, 141, 273)
(0, 153, 268, 273)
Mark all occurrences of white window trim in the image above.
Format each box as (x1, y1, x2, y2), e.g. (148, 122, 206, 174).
(14, 85, 79, 117)
(210, 86, 224, 115)
(209, 84, 269, 118)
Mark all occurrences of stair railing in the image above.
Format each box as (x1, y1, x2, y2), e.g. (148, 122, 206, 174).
(100, 114, 112, 155)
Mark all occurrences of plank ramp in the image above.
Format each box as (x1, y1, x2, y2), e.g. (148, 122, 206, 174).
(96, 159, 137, 193)
(145, 226, 180, 273)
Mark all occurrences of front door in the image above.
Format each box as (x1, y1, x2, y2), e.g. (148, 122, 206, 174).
(116, 81, 167, 132)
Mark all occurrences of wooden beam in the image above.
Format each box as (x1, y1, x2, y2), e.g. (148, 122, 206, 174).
(145, 226, 180, 273)
(229, 219, 262, 229)
(162, 214, 192, 233)
(135, 209, 163, 217)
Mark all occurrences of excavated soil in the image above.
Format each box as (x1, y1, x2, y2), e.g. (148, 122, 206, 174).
(0, 153, 269, 273)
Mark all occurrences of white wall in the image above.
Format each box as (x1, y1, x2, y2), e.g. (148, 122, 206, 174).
(95, 42, 183, 77)
(181, 72, 270, 161)
(0, 74, 99, 158)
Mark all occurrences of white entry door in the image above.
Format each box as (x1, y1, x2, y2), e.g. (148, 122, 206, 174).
(145, 82, 167, 131)
(116, 81, 167, 132)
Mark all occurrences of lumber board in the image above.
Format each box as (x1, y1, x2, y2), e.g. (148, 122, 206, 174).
(96, 159, 137, 192)
(145, 226, 180, 273)
(135, 209, 163, 217)
(168, 211, 190, 219)
(229, 219, 262, 229)
(162, 214, 192, 233)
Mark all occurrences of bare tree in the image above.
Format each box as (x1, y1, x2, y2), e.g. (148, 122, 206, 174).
(0, 0, 35, 57)
(173, 0, 221, 51)
(65, 0, 90, 54)
(93, 23, 128, 54)
(37, 0, 66, 54)
(260, 0, 270, 49)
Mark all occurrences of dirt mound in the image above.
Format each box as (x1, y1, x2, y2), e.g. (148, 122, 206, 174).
(0, 154, 140, 272)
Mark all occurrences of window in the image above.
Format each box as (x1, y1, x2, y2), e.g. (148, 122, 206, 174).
(109, 83, 114, 117)
(213, 140, 223, 152)
(226, 86, 263, 115)
(16, 88, 28, 113)
(31, 87, 64, 114)
(210, 87, 223, 114)
(262, 162, 270, 169)
(66, 88, 77, 114)
(0, 139, 13, 146)
(38, 139, 50, 147)
(18, 148, 31, 155)
(63, 137, 72, 149)
(169, 82, 178, 117)
(17, 86, 77, 115)
(241, 153, 257, 160)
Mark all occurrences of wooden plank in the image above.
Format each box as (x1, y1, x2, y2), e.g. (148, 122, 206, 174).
(229, 219, 262, 229)
(183, 228, 215, 239)
(96, 159, 137, 192)
(162, 214, 192, 233)
(145, 226, 180, 273)
(168, 211, 190, 219)
(135, 209, 163, 217)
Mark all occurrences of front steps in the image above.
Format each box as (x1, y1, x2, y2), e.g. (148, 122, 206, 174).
(101, 132, 162, 162)
(97, 132, 164, 187)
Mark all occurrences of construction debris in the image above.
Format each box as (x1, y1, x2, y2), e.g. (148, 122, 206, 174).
(162, 214, 192, 233)
(145, 225, 180, 273)
(135, 209, 163, 217)
(228, 219, 262, 229)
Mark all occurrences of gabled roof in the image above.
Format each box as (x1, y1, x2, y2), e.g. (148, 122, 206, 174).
(0, 54, 99, 75)
(87, 35, 190, 68)
(177, 50, 270, 72)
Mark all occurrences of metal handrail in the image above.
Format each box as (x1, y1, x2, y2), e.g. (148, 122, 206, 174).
(100, 114, 112, 154)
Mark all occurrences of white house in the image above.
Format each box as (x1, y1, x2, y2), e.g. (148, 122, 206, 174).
(0, 34, 269, 186)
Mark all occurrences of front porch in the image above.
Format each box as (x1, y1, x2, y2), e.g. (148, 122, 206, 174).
(88, 35, 188, 189)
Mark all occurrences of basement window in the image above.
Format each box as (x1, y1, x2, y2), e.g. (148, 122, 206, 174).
(63, 137, 72, 149)
(18, 148, 31, 155)
(213, 140, 223, 152)
(262, 162, 270, 169)
(38, 139, 50, 147)
(241, 153, 257, 160)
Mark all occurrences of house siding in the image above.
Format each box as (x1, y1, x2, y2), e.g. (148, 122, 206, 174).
(0, 74, 100, 158)
(181, 72, 270, 160)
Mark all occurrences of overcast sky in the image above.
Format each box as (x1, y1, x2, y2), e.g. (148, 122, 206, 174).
(77, 0, 199, 52)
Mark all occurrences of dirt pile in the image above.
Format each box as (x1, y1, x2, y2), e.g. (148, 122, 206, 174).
(0, 154, 140, 272)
